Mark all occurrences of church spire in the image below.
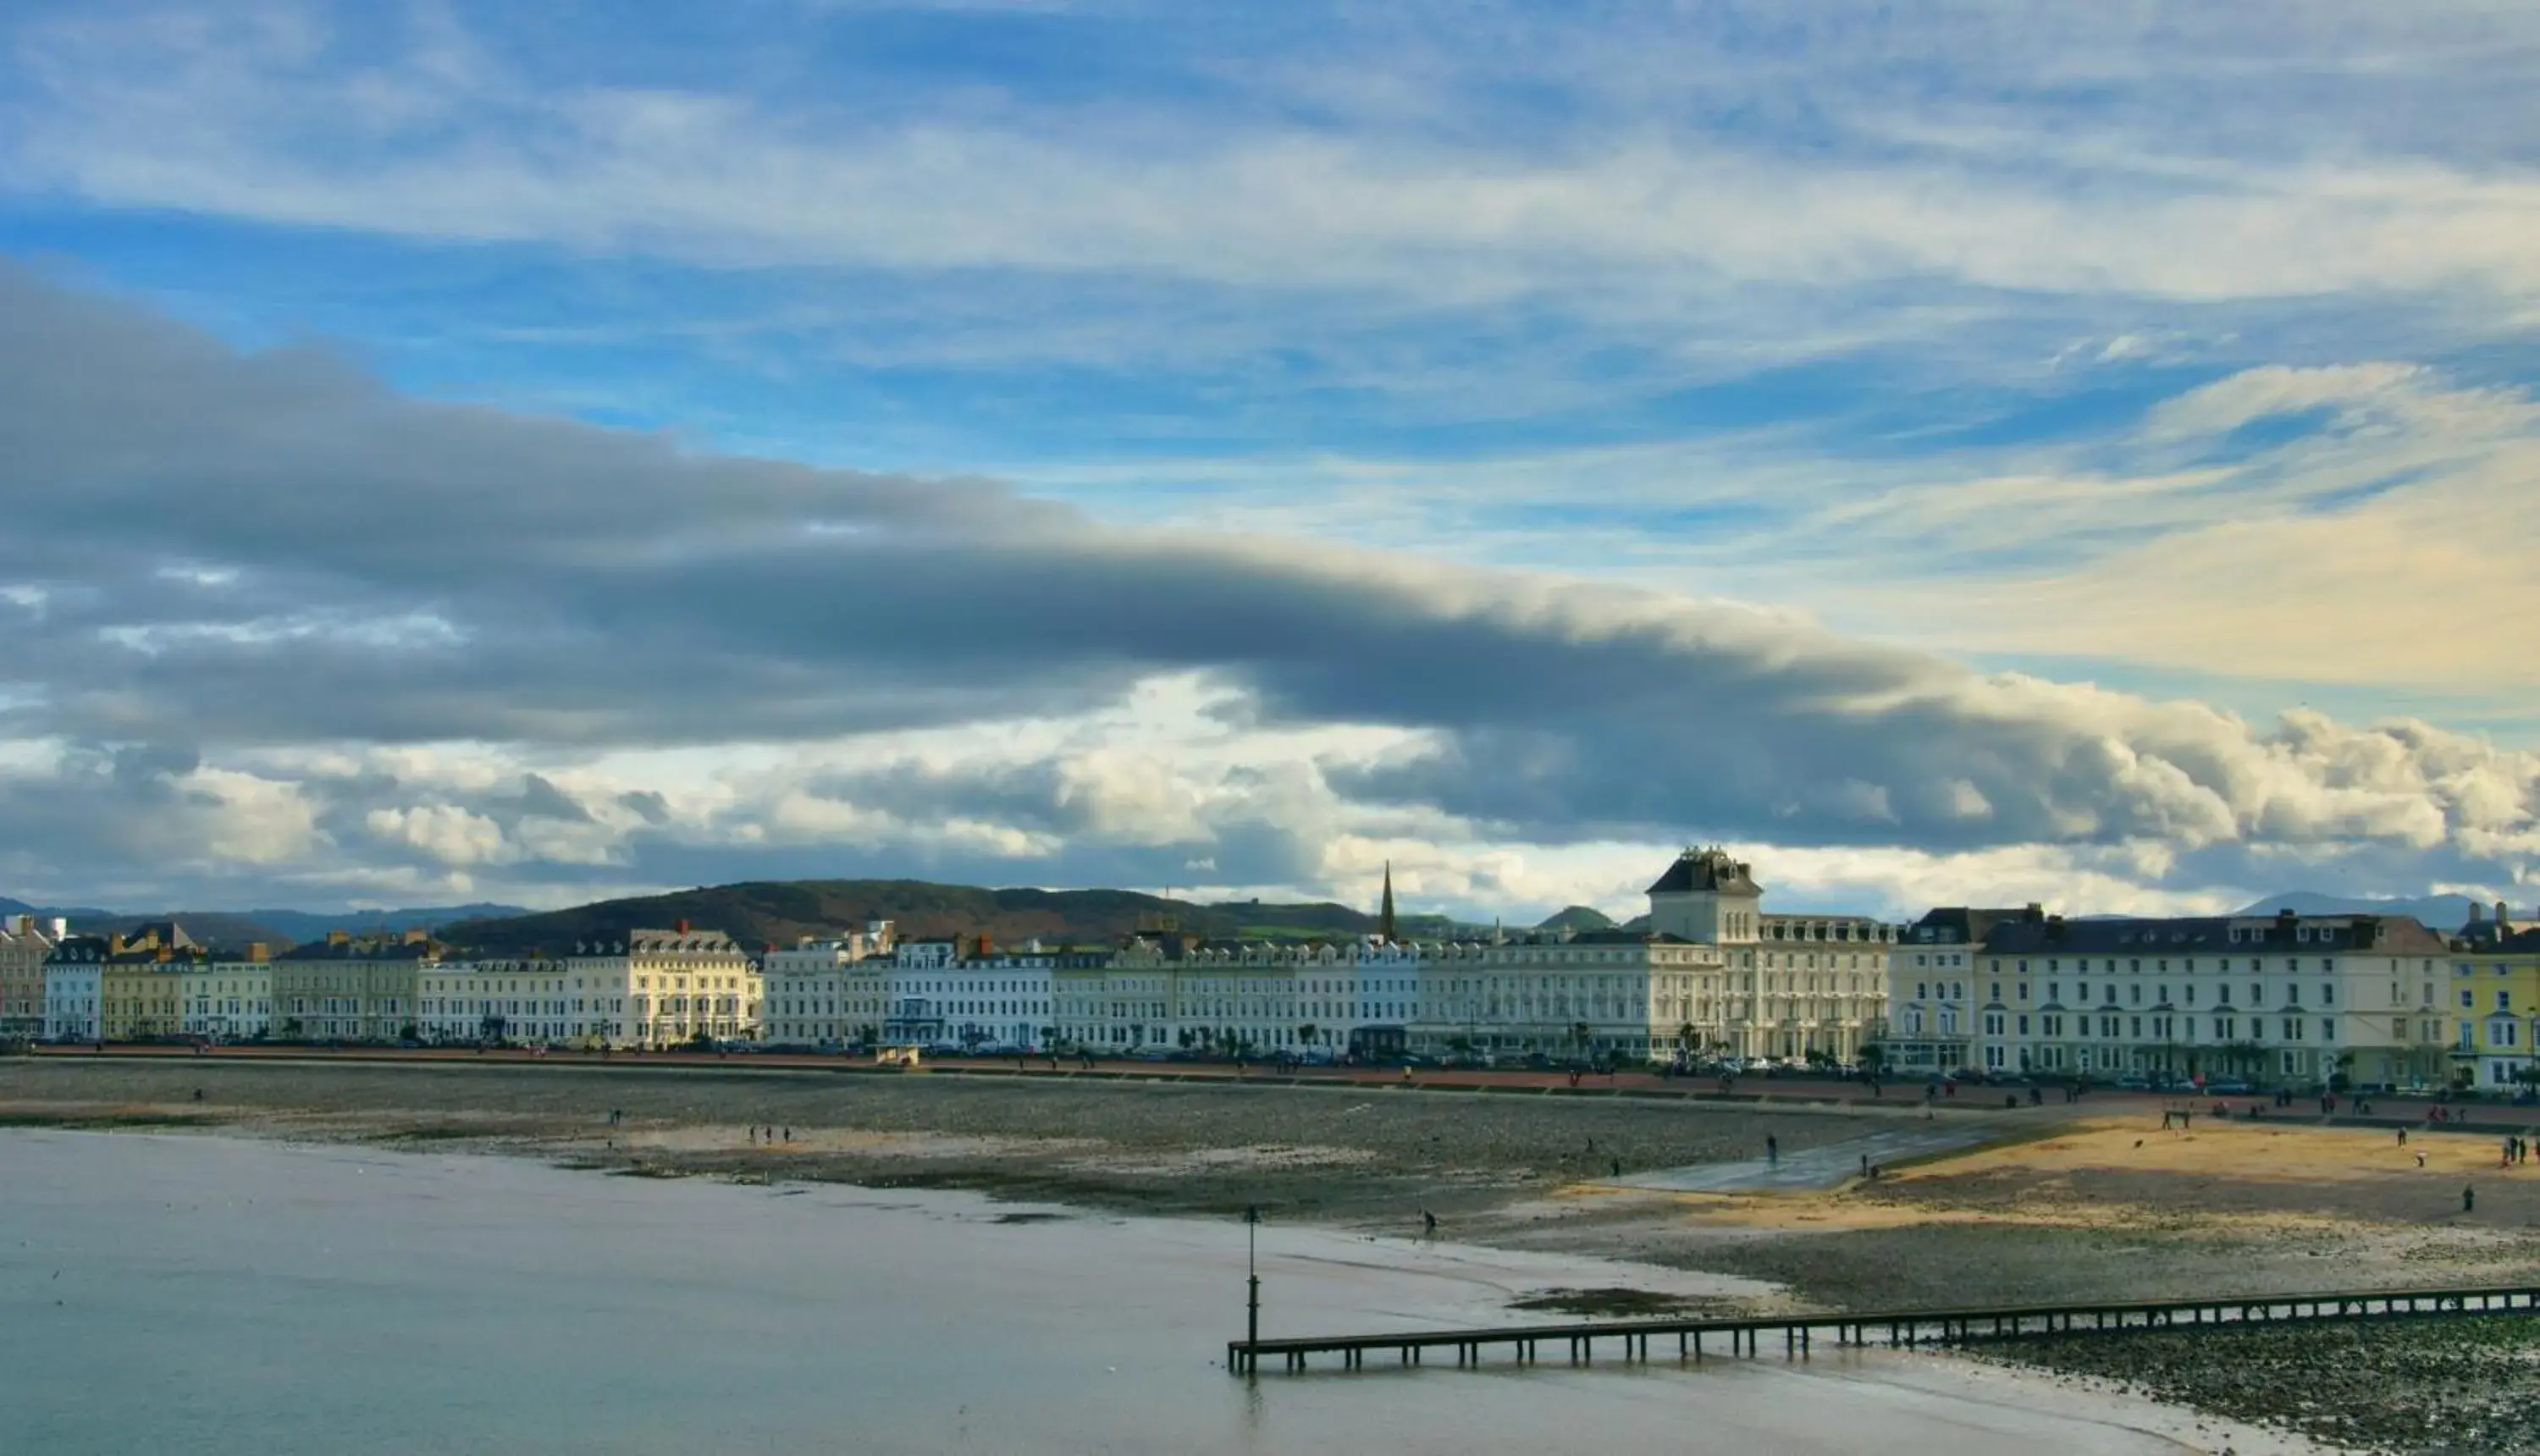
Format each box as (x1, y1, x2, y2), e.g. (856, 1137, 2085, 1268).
(1378, 860, 1397, 941)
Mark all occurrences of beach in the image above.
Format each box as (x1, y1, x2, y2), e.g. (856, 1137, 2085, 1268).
(10, 1055, 2540, 1450)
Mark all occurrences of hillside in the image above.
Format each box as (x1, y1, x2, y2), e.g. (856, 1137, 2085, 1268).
(439, 880, 1398, 954)
(1537, 905, 1616, 931)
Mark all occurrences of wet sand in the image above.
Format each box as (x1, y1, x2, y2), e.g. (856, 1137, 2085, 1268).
(0, 1056, 1953, 1225)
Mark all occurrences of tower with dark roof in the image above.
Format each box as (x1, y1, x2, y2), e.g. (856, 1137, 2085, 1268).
(1378, 861, 1397, 942)
(1644, 845, 1763, 944)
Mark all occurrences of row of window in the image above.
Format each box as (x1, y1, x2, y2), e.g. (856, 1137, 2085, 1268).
(1978, 1010, 2341, 1043)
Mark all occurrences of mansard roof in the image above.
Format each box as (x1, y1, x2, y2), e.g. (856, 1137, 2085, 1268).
(1645, 847, 1762, 896)
(1981, 913, 2448, 957)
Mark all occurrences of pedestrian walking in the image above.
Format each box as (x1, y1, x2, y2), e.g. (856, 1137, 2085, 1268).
(2398, 1128, 2407, 1147)
(2465, 1184, 2476, 1213)
(2416, 1150, 2427, 1167)
(1766, 1134, 1779, 1165)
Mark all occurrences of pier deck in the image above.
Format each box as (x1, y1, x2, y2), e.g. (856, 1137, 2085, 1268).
(1229, 1283, 2540, 1375)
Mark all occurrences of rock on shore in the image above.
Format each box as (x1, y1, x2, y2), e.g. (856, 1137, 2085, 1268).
(1974, 1316, 2540, 1454)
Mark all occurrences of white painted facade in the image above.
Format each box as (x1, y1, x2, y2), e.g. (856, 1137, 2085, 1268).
(184, 956, 273, 1040)
(763, 923, 896, 1047)
(43, 936, 103, 1042)
(1883, 908, 2453, 1087)
(417, 957, 610, 1045)
(884, 938, 1061, 1051)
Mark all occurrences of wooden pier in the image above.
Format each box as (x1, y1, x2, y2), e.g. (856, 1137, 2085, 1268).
(1228, 1283, 2540, 1375)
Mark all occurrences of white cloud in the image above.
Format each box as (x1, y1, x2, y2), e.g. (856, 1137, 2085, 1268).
(365, 804, 505, 866)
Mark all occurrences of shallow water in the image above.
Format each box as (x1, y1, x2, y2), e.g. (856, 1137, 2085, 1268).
(0, 1130, 2304, 1454)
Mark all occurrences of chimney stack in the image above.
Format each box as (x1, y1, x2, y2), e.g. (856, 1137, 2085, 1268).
(675, 918, 691, 935)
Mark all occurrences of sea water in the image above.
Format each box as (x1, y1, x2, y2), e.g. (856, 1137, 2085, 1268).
(0, 1129, 2299, 1454)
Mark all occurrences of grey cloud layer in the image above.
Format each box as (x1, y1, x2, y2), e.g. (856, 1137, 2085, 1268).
(0, 268, 2533, 905)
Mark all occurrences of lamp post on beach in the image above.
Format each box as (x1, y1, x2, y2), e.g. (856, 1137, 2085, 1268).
(1243, 1204, 1262, 1361)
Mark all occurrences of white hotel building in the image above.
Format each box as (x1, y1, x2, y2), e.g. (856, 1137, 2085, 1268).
(760, 921, 895, 1048)
(884, 937, 1068, 1052)
(1880, 907, 2453, 1086)
(42, 934, 105, 1042)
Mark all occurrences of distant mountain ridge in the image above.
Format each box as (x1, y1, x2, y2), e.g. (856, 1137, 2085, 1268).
(0, 899, 530, 949)
(2234, 891, 2491, 929)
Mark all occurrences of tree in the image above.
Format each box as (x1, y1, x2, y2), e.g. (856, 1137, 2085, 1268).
(1571, 1021, 1592, 1062)
(2219, 1040, 2266, 1084)
(1297, 1023, 1320, 1052)
(1857, 1041, 1886, 1073)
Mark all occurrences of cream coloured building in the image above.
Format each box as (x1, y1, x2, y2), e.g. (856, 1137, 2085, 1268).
(565, 924, 760, 1048)
(184, 947, 273, 1040)
(1, 914, 60, 1040)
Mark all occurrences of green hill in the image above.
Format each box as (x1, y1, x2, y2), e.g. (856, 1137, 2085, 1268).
(440, 880, 1394, 954)
(1537, 905, 1616, 932)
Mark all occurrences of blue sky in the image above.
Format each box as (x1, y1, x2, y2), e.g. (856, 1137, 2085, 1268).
(0, 0, 2535, 919)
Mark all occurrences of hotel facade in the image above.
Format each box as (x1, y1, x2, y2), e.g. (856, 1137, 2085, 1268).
(1880, 906, 2454, 1087)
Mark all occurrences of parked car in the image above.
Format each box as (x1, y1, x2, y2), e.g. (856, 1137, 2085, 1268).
(2205, 1078, 2255, 1095)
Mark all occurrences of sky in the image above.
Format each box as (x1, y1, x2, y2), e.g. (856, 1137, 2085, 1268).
(0, 0, 2536, 924)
